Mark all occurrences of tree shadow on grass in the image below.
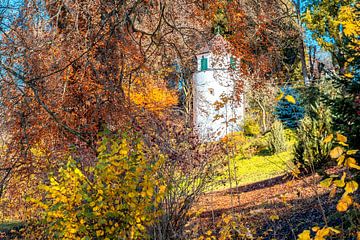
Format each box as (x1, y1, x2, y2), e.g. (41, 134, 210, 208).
(223, 174, 291, 194)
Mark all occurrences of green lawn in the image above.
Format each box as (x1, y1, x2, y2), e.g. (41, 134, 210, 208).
(213, 151, 294, 191)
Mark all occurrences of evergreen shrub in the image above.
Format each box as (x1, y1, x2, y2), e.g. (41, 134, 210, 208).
(274, 87, 304, 129)
(294, 103, 333, 170)
(268, 120, 287, 154)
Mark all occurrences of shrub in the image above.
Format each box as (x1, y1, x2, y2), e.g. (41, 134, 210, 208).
(243, 118, 261, 136)
(268, 120, 287, 154)
(274, 87, 304, 129)
(294, 103, 333, 170)
(324, 75, 360, 148)
(28, 134, 166, 239)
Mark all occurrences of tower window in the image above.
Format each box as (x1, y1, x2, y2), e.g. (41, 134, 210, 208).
(200, 56, 208, 71)
(230, 56, 236, 70)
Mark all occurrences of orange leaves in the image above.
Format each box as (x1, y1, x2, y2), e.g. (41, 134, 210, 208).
(130, 86, 178, 112)
(128, 70, 178, 113)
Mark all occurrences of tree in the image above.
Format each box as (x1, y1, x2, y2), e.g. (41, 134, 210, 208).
(0, 0, 209, 197)
(304, 0, 360, 145)
(207, 0, 303, 82)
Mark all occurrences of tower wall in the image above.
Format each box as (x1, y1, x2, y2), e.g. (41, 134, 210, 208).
(193, 66, 244, 141)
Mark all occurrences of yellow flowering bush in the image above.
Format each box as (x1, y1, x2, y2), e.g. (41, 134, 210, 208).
(28, 134, 166, 239)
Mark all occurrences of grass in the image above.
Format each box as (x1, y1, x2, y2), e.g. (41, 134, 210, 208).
(212, 151, 294, 191)
(211, 130, 297, 191)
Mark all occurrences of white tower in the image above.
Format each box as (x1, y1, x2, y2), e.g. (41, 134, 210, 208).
(193, 35, 244, 142)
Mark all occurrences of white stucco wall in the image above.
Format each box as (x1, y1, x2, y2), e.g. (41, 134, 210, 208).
(193, 53, 244, 142)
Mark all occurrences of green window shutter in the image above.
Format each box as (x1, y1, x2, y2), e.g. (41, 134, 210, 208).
(201, 57, 208, 71)
(230, 56, 236, 70)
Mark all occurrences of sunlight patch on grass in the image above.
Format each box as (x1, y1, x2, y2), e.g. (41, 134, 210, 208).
(213, 151, 294, 191)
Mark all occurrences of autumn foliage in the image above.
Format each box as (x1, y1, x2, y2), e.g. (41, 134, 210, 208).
(0, 0, 359, 239)
(26, 134, 166, 239)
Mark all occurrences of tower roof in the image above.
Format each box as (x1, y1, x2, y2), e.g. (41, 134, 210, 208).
(197, 34, 232, 55)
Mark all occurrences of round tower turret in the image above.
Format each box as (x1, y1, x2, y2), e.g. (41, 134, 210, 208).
(193, 35, 244, 141)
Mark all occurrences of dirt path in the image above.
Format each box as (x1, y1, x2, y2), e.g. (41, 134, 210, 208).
(193, 173, 337, 239)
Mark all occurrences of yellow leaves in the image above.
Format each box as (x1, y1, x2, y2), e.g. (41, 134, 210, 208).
(345, 181, 358, 194)
(206, 230, 213, 236)
(93, 206, 100, 212)
(269, 214, 279, 221)
(320, 178, 333, 188)
(276, 91, 284, 101)
(74, 168, 83, 177)
(345, 157, 360, 170)
(337, 194, 353, 212)
(96, 230, 104, 237)
(128, 192, 137, 198)
(34, 135, 166, 239)
(275, 90, 296, 104)
(67, 227, 78, 234)
(303, 9, 313, 25)
(300, 227, 341, 240)
(336, 133, 347, 143)
(323, 134, 333, 143)
(327, 227, 341, 234)
(344, 73, 354, 78)
(330, 146, 343, 159)
(159, 185, 166, 195)
(314, 227, 341, 240)
(298, 230, 311, 240)
(333, 172, 346, 188)
(346, 149, 358, 155)
(338, 5, 360, 37)
(285, 95, 296, 104)
(314, 227, 330, 240)
(146, 187, 153, 197)
(222, 214, 232, 224)
(336, 155, 345, 166)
